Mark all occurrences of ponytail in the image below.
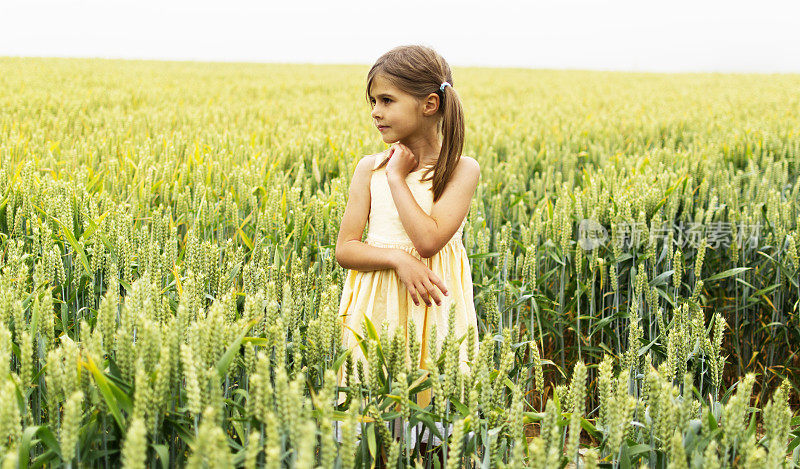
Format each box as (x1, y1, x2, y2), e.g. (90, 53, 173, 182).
(430, 83, 465, 202)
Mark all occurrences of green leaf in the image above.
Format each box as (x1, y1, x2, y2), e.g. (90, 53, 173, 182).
(19, 426, 62, 469)
(28, 295, 40, 337)
(523, 412, 545, 423)
(788, 433, 800, 452)
(78, 210, 110, 242)
(415, 414, 444, 441)
(366, 424, 376, 458)
(627, 443, 652, 458)
(216, 317, 258, 378)
(449, 398, 470, 417)
(108, 379, 134, 415)
(331, 347, 351, 373)
(86, 169, 106, 193)
(649, 270, 675, 287)
(237, 224, 254, 250)
(53, 217, 91, 276)
(637, 337, 659, 357)
(30, 449, 59, 469)
(503, 376, 516, 393)
(706, 406, 718, 431)
(152, 444, 170, 469)
(35, 427, 62, 457)
(704, 267, 751, 282)
(362, 314, 379, 342)
(19, 427, 36, 469)
(580, 417, 602, 439)
(241, 337, 270, 347)
(467, 252, 500, 260)
(83, 354, 127, 429)
(619, 442, 632, 469)
(360, 315, 385, 367)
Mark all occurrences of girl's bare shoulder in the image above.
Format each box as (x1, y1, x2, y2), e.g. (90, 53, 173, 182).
(459, 155, 480, 169)
(355, 150, 390, 173)
(456, 155, 481, 179)
(350, 151, 390, 188)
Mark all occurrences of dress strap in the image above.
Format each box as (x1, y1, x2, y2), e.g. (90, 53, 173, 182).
(372, 151, 389, 170)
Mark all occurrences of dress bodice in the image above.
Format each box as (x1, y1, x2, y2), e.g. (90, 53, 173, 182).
(365, 155, 467, 249)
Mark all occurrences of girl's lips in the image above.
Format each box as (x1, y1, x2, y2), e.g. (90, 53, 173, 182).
(378, 126, 389, 132)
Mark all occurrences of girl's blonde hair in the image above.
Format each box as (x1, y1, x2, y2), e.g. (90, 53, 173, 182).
(366, 44, 465, 202)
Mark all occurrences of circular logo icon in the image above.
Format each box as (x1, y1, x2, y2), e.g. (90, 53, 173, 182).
(578, 219, 608, 251)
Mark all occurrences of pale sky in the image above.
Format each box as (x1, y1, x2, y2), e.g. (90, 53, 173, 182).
(2, 0, 799, 73)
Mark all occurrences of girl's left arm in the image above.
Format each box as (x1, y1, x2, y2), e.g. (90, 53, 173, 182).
(387, 157, 480, 258)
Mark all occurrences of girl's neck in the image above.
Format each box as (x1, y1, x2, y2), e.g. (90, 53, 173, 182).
(401, 135, 442, 169)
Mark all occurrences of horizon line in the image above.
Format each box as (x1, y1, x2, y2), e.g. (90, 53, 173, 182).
(3, 54, 799, 77)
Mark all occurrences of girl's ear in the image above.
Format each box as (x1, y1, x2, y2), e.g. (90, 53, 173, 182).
(422, 93, 441, 116)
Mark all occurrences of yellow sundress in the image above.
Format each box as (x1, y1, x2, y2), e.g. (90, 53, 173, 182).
(336, 154, 479, 408)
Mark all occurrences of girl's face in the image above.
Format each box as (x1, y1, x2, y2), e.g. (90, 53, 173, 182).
(368, 74, 427, 144)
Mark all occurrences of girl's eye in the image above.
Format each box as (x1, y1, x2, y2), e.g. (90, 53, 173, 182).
(382, 98, 391, 104)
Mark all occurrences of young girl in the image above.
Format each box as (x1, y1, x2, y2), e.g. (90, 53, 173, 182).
(335, 45, 480, 412)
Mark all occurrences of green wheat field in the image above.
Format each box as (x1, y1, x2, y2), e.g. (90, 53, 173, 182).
(0, 57, 799, 468)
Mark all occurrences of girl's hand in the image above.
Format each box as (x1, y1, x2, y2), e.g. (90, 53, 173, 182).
(385, 143, 418, 180)
(393, 251, 449, 307)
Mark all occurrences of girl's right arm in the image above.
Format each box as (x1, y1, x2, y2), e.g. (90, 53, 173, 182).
(335, 155, 449, 307)
(335, 155, 400, 272)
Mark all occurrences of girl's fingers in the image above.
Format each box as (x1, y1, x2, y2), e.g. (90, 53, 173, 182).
(409, 289, 419, 306)
(415, 281, 432, 306)
(422, 279, 442, 306)
(430, 273, 449, 296)
(412, 282, 426, 306)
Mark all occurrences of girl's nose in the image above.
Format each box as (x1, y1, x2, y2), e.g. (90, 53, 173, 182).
(371, 107, 380, 119)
